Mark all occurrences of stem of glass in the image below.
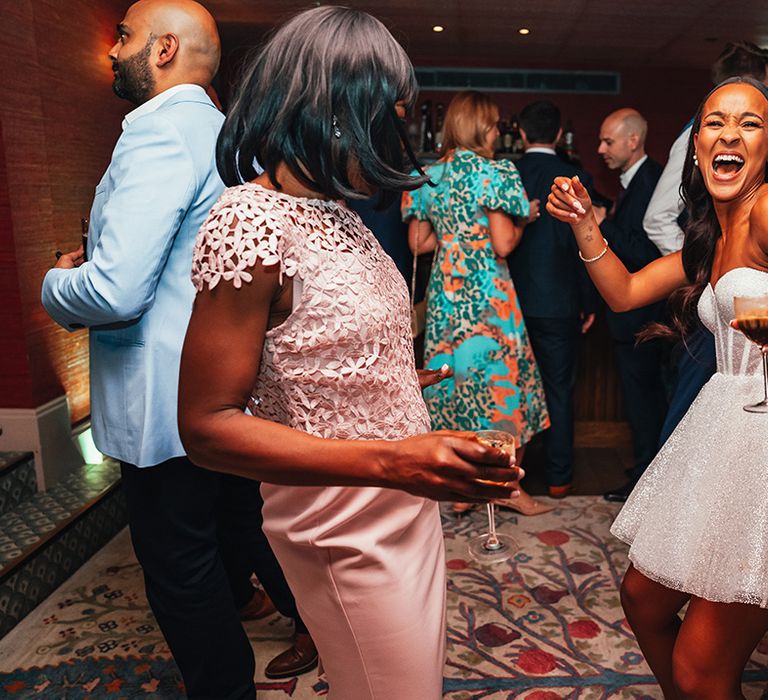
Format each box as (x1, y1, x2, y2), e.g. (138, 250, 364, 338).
(484, 502, 500, 549)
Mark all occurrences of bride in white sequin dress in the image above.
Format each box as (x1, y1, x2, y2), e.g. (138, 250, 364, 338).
(176, 8, 522, 700)
(548, 77, 768, 698)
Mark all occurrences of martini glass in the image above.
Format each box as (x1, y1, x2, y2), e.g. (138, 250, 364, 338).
(734, 295, 768, 413)
(468, 430, 519, 564)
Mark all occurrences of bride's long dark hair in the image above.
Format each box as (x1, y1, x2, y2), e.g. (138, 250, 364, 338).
(642, 77, 768, 343)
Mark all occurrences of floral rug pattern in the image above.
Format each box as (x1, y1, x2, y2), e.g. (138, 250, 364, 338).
(1, 497, 767, 698)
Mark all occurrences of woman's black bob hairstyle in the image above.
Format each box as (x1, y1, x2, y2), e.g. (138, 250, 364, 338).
(216, 6, 428, 205)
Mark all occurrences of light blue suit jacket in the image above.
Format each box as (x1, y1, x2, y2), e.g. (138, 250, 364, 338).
(42, 87, 225, 467)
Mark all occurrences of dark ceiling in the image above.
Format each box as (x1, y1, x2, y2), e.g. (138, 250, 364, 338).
(206, 0, 768, 70)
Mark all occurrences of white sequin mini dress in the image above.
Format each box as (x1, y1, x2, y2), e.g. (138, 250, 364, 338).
(612, 267, 768, 607)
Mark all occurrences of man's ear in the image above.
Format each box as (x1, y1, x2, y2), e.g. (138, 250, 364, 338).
(156, 33, 180, 67)
(628, 132, 640, 152)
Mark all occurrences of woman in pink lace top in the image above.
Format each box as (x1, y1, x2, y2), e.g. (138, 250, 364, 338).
(178, 7, 522, 698)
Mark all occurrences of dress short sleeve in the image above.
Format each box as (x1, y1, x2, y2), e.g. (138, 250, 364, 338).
(191, 186, 296, 291)
(479, 160, 530, 218)
(401, 179, 429, 222)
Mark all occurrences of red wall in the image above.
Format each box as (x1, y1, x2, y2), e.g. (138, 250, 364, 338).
(0, 0, 127, 419)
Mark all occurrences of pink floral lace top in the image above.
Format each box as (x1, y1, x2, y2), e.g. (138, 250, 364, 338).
(191, 183, 430, 440)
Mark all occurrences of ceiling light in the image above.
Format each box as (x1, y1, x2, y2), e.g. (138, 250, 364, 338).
(518, 27, 530, 35)
(432, 25, 444, 33)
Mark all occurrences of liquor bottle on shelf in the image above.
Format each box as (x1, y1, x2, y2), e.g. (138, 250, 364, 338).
(434, 102, 445, 153)
(560, 119, 580, 164)
(510, 115, 524, 155)
(407, 120, 420, 153)
(501, 118, 513, 152)
(419, 100, 434, 154)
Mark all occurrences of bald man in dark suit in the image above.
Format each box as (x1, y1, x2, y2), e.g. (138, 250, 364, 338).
(596, 108, 667, 502)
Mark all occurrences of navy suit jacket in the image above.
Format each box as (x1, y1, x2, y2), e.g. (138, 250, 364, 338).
(509, 152, 596, 319)
(600, 157, 665, 342)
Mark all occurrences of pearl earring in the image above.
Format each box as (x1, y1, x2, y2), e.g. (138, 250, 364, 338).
(693, 152, 699, 167)
(332, 114, 342, 139)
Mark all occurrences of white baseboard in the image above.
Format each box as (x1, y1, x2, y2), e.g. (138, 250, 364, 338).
(0, 396, 85, 490)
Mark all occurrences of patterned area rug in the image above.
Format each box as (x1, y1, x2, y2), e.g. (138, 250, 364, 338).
(1, 497, 767, 698)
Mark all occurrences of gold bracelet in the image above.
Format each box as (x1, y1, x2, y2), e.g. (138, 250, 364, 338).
(578, 237, 609, 263)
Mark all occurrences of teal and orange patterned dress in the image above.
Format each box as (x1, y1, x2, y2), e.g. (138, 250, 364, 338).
(402, 148, 549, 446)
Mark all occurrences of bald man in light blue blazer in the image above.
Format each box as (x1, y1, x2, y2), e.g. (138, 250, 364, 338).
(41, 2, 289, 697)
(43, 82, 221, 467)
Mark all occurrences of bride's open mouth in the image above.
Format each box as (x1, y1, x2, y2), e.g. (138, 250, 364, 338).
(711, 152, 745, 181)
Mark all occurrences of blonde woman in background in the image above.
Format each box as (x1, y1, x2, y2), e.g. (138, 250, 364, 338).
(402, 90, 551, 515)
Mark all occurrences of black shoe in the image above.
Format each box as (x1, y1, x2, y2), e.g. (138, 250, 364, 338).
(603, 480, 637, 503)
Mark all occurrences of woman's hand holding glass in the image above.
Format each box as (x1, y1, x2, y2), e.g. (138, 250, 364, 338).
(382, 431, 522, 504)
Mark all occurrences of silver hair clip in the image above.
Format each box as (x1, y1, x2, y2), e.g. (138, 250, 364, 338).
(332, 114, 342, 139)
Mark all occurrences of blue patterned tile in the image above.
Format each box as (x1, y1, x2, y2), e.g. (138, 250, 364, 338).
(0, 486, 127, 637)
(0, 453, 36, 517)
(0, 461, 121, 574)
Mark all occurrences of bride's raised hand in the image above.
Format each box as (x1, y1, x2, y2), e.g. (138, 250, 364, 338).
(547, 176, 593, 227)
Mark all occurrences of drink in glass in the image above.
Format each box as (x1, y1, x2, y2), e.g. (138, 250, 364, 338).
(467, 430, 519, 564)
(734, 294, 768, 413)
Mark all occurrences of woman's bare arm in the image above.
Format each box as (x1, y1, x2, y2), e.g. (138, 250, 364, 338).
(178, 259, 520, 502)
(486, 210, 523, 257)
(407, 218, 438, 255)
(546, 175, 688, 311)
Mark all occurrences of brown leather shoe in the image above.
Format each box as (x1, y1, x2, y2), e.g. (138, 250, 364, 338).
(239, 588, 276, 621)
(264, 632, 319, 679)
(548, 483, 572, 499)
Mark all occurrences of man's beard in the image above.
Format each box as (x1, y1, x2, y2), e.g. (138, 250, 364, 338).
(112, 35, 156, 105)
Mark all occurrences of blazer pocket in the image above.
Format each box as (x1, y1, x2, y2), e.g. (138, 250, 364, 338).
(92, 330, 145, 347)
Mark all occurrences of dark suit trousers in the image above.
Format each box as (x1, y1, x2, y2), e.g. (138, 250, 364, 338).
(218, 476, 307, 635)
(121, 457, 294, 699)
(613, 341, 667, 480)
(524, 316, 581, 486)
(657, 325, 717, 448)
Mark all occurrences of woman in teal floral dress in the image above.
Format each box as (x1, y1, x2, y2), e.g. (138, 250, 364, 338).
(402, 91, 550, 514)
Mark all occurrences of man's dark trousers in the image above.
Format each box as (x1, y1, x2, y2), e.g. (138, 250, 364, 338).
(121, 457, 282, 699)
(524, 316, 581, 487)
(220, 478, 309, 636)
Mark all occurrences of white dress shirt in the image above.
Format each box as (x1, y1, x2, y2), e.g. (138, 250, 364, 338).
(525, 147, 557, 155)
(642, 126, 690, 255)
(122, 83, 206, 130)
(619, 154, 648, 190)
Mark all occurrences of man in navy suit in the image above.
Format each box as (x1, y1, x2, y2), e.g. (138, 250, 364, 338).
(596, 109, 667, 502)
(510, 101, 596, 497)
(41, 1, 315, 695)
